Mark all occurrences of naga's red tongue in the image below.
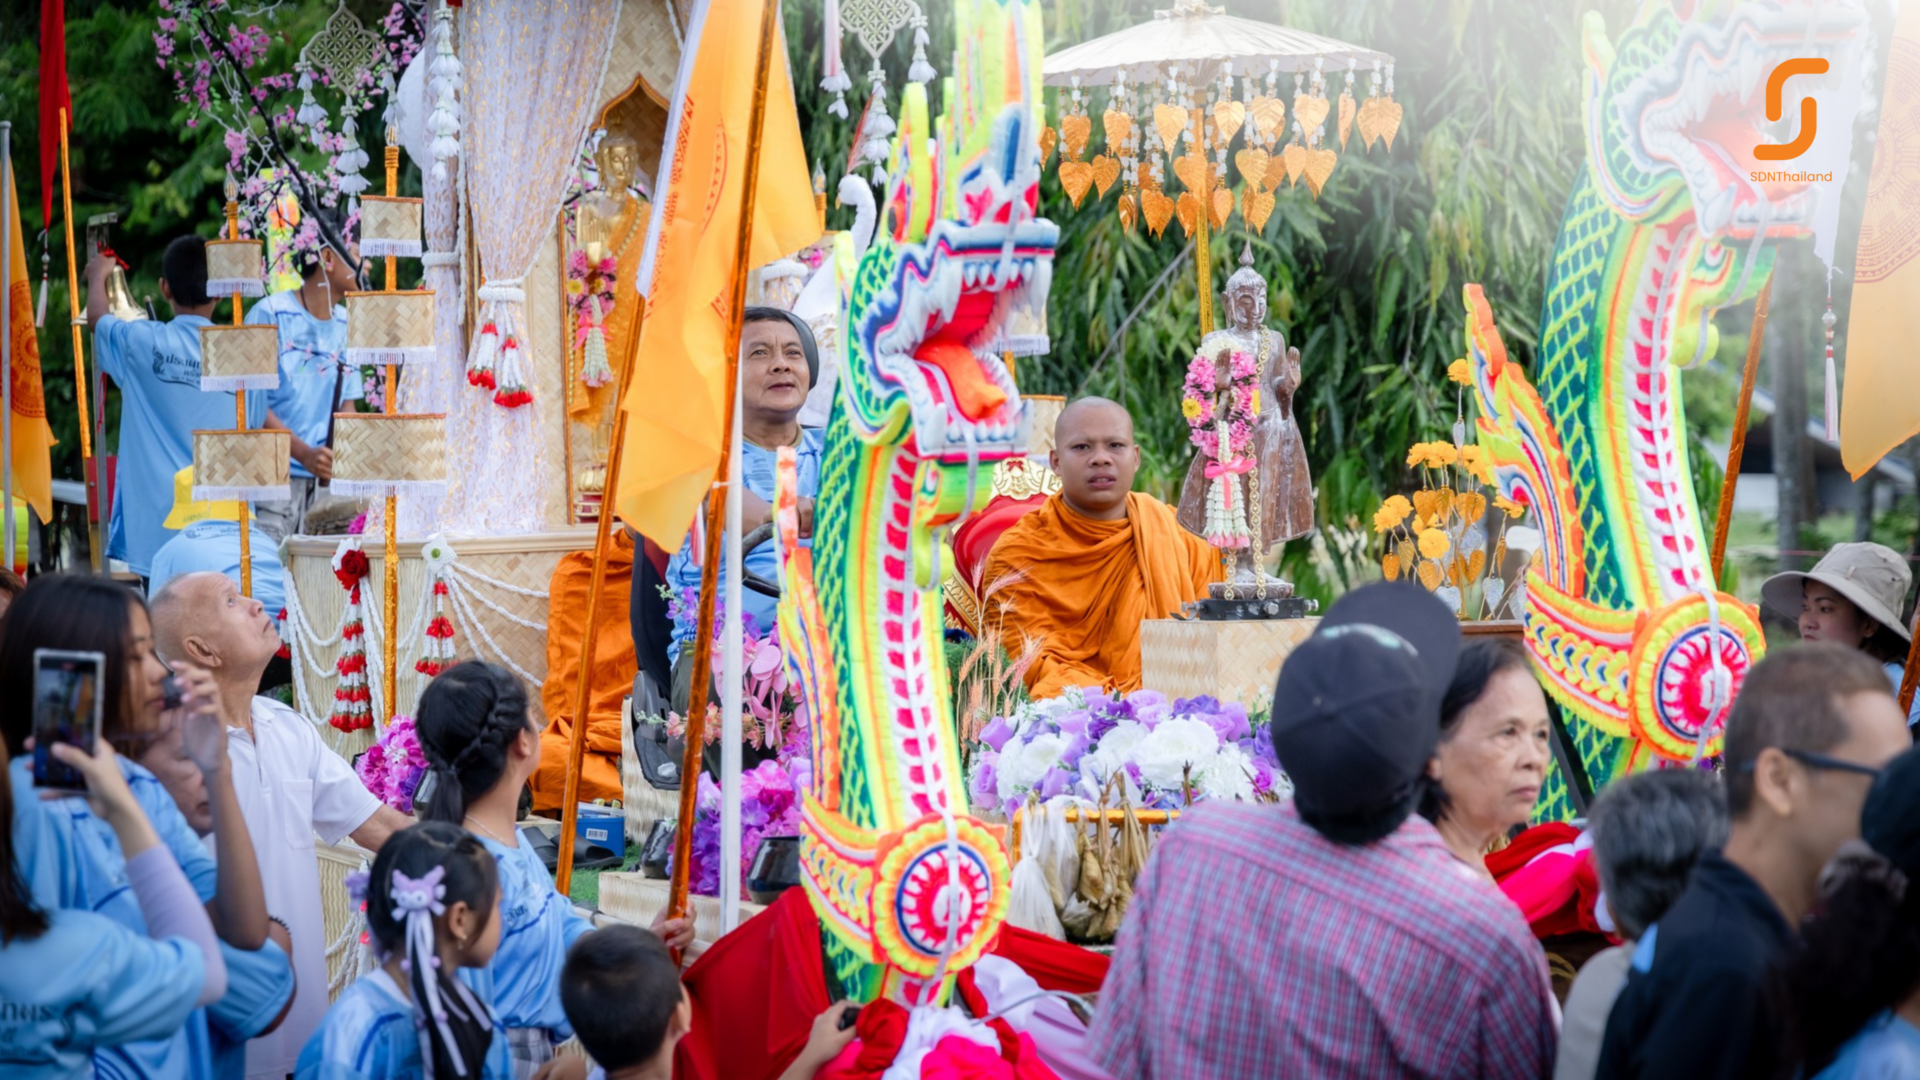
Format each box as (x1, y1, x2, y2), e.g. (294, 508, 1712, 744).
(914, 337, 1007, 421)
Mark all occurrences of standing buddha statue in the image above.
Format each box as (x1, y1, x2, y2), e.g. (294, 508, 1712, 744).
(1177, 244, 1316, 596)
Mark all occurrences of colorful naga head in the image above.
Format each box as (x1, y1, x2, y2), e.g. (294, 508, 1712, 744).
(1583, 0, 1867, 366)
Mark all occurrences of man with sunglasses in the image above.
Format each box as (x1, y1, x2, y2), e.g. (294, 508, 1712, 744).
(1597, 644, 1911, 1080)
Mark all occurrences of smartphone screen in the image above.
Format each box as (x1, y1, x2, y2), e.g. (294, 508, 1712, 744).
(32, 650, 106, 792)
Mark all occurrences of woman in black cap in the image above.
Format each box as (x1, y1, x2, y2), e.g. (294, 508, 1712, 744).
(1786, 745, 1920, 1077)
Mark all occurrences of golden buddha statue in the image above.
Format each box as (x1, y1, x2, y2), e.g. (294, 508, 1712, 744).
(571, 130, 650, 426)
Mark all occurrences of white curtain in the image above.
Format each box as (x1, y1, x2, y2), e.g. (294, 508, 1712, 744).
(439, 0, 619, 535)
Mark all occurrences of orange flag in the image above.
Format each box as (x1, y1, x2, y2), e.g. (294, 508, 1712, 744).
(1842, 0, 1920, 478)
(4, 155, 55, 524)
(615, 0, 819, 547)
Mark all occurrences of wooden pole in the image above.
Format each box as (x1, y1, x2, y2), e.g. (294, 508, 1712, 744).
(58, 108, 100, 570)
(665, 0, 784, 931)
(1901, 630, 1919, 718)
(1710, 279, 1771, 586)
(380, 145, 401, 727)
(224, 192, 254, 597)
(552, 289, 646, 893)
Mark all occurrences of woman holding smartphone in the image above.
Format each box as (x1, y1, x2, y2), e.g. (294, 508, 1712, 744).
(0, 574, 269, 1080)
(0, 732, 229, 1077)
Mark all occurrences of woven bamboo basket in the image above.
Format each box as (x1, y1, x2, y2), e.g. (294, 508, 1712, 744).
(358, 195, 423, 258)
(204, 238, 265, 296)
(344, 290, 436, 364)
(192, 429, 290, 502)
(318, 840, 374, 1003)
(1138, 616, 1321, 707)
(331, 413, 447, 495)
(199, 324, 281, 392)
(284, 530, 593, 761)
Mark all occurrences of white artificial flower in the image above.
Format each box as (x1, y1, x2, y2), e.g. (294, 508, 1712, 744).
(1193, 741, 1256, 803)
(1077, 719, 1149, 786)
(997, 732, 1069, 800)
(1129, 718, 1223, 791)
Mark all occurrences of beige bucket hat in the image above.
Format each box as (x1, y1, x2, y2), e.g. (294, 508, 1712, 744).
(1761, 542, 1914, 644)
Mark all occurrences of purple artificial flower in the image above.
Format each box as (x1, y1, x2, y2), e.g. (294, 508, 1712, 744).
(1250, 759, 1276, 796)
(1055, 710, 1092, 739)
(1038, 768, 1072, 801)
(979, 715, 1015, 753)
(1130, 690, 1171, 728)
(969, 752, 1000, 809)
(1058, 731, 1092, 769)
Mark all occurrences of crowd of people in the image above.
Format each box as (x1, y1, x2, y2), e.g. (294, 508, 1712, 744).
(9, 222, 1919, 1079)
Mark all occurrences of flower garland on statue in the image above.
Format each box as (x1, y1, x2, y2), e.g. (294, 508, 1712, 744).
(356, 715, 426, 812)
(968, 688, 1289, 818)
(414, 536, 458, 677)
(329, 542, 374, 732)
(566, 249, 617, 390)
(1182, 348, 1261, 549)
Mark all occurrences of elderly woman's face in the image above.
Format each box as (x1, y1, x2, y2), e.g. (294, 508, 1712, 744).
(1428, 666, 1552, 840)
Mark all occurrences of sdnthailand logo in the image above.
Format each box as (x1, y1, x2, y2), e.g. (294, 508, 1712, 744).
(1753, 57, 1835, 181)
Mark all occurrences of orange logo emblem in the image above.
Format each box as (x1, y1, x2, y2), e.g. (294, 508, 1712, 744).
(1755, 58, 1830, 161)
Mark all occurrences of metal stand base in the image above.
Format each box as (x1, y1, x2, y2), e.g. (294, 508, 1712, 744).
(1183, 595, 1317, 621)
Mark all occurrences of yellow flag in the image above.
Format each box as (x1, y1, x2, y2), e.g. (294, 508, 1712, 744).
(615, 0, 819, 546)
(4, 156, 55, 524)
(1842, 0, 1920, 478)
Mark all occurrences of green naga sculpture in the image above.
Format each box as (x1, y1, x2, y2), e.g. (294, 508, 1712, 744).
(1466, 0, 1865, 819)
(772, 0, 1055, 1006)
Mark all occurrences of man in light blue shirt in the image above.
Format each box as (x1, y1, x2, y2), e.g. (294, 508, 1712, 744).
(250, 236, 363, 539)
(149, 466, 286, 621)
(665, 309, 825, 708)
(87, 237, 265, 580)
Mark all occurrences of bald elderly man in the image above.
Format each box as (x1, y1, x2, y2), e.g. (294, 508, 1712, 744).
(151, 571, 410, 1080)
(980, 397, 1220, 698)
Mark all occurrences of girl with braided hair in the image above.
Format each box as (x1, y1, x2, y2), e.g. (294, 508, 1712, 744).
(414, 662, 691, 1080)
(297, 821, 506, 1080)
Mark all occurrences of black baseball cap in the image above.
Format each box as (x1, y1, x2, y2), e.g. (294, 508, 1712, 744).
(1269, 582, 1462, 822)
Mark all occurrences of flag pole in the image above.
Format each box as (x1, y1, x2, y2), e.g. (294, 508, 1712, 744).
(2, 122, 15, 571)
(57, 108, 98, 571)
(1710, 279, 1771, 586)
(666, 0, 784, 934)
(552, 294, 646, 894)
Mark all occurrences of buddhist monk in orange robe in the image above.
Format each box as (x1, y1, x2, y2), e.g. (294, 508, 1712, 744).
(531, 527, 636, 812)
(980, 398, 1220, 699)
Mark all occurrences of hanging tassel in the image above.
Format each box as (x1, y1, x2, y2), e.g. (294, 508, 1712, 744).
(329, 543, 374, 733)
(493, 333, 533, 408)
(907, 9, 936, 85)
(415, 581, 457, 677)
(468, 319, 500, 389)
(296, 67, 327, 132)
(821, 0, 850, 116)
(1822, 298, 1840, 443)
(579, 294, 612, 389)
(427, 1, 463, 183)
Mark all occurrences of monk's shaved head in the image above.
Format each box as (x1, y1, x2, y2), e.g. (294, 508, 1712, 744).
(1051, 396, 1140, 521)
(1055, 396, 1134, 446)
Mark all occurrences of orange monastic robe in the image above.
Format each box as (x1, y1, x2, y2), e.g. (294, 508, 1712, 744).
(531, 529, 636, 813)
(980, 492, 1220, 699)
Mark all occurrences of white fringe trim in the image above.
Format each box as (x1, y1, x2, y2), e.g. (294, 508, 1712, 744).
(207, 278, 266, 298)
(344, 346, 438, 367)
(361, 239, 424, 259)
(193, 484, 292, 503)
(200, 374, 282, 393)
(330, 479, 448, 499)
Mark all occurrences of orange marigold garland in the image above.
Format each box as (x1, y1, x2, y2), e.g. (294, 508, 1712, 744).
(330, 541, 374, 732)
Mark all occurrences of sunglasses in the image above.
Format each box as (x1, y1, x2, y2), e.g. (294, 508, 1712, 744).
(1738, 748, 1882, 779)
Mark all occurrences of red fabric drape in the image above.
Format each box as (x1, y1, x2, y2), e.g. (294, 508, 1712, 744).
(39, 0, 70, 224)
(675, 891, 1111, 1080)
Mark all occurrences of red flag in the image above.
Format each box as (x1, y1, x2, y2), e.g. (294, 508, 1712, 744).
(39, 0, 70, 225)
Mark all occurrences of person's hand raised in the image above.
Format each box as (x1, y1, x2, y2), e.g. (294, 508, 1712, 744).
(168, 664, 229, 774)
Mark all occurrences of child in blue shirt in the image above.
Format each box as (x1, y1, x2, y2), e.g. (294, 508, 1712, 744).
(413, 662, 691, 1080)
(85, 238, 267, 579)
(298, 822, 510, 1080)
